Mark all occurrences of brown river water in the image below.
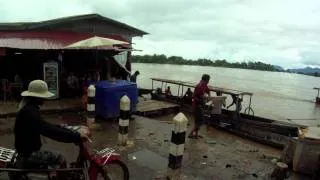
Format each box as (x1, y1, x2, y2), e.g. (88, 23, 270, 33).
(132, 63, 320, 127)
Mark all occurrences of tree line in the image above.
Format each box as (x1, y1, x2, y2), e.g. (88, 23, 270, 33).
(131, 54, 283, 72)
(294, 71, 320, 77)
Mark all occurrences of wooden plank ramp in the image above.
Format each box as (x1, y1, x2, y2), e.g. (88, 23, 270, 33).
(135, 99, 179, 117)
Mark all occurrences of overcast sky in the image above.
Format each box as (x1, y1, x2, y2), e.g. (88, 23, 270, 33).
(0, 0, 319, 68)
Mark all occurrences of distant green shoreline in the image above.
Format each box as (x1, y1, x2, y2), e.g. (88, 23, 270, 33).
(132, 54, 282, 72)
(132, 62, 278, 72)
(132, 54, 320, 77)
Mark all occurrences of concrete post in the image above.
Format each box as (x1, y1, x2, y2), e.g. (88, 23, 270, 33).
(118, 95, 130, 146)
(87, 85, 96, 126)
(167, 112, 188, 180)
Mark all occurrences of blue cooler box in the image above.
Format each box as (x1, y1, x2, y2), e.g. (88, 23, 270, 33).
(95, 80, 138, 119)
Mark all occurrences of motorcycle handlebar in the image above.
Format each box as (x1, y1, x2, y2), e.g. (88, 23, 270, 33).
(85, 137, 93, 143)
(62, 125, 93, 144)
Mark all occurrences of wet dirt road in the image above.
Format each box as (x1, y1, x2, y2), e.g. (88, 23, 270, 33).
(0, 112, 311, 180)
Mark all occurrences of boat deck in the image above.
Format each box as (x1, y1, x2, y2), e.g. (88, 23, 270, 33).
(135, 98, 179, 117)
(151, 77, 253, 96)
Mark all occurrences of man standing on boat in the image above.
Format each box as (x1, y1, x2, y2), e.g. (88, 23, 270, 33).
(189, 74, 211, 139)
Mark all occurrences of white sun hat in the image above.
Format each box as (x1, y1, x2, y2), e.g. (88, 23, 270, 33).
(21, 80, 54, 99)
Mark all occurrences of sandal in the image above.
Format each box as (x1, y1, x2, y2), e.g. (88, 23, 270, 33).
(188, 134, 198, 139)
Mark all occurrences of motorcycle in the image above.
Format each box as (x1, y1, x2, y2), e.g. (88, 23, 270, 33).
(0, 125, 129, 180)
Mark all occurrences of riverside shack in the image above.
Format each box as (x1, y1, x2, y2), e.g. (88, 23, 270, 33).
(0, 14, 147, 100)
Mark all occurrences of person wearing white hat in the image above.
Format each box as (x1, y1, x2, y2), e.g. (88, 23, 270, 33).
(13, 80, 88, 177)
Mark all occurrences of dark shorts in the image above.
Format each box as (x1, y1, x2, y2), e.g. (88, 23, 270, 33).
(193, 105, 204, 128)
(17, 150, 66, 169)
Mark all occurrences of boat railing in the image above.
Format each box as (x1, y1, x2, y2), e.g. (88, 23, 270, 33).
(314, 87, 320, 97)
(313, 87, 320, 104)
(241, 92, 254, 116)
(151, 78, 255, 116)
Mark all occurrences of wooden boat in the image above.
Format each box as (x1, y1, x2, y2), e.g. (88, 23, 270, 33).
(138, 88, 154, 96)
(140, 78, 307, 149)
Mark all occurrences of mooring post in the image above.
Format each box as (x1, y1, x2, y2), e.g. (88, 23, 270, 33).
(167, 112, 188, 180)
(118, 95, 131, 146)
(87, 85, 96, 127)
(271, 162, 288, 180)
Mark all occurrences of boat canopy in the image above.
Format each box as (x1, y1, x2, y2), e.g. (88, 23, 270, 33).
(151, 78, 253, 96)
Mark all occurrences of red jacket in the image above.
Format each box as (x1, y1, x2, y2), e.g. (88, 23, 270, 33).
(192, 80, 210, 110)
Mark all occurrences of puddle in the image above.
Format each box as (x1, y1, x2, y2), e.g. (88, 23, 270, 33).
(128, 149, 167, 171)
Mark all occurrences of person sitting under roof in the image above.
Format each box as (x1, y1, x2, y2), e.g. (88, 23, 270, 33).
(183, 88, 193, 104)
(165, 86, 172, 98)
(67, 72, 79, 97)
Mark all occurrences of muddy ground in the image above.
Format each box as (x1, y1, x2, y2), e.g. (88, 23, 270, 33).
(0, 112, 311, 180)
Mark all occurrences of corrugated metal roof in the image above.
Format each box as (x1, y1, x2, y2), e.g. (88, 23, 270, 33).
(0, 31, 131, 50)
(0, 14, 148, 36)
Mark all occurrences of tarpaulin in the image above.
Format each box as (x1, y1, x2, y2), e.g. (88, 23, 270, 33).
(113, 51, 130, 73)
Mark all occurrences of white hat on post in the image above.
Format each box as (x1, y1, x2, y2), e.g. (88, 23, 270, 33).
(21, 80, 54, 99)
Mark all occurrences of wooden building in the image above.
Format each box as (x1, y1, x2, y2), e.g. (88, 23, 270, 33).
(0, 14, 148, 100)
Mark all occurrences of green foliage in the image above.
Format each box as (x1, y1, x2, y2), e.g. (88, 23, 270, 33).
(132, 54, 282, 72)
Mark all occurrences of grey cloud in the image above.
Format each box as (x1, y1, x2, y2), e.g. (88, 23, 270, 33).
(301, 51, 320, 66)
(0, 0, 320, 68)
